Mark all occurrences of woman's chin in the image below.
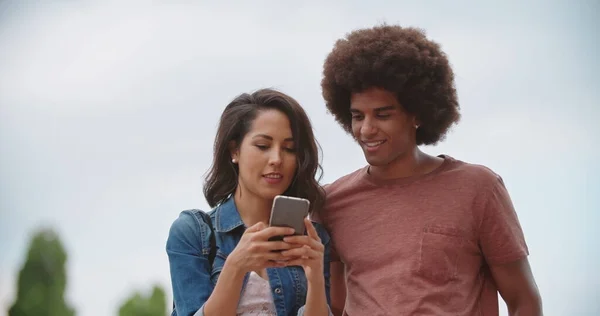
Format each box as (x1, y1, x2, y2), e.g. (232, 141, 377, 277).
(259, 188, 289, 201)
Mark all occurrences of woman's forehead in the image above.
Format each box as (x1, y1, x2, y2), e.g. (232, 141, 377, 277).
(247, 109, 294, 141)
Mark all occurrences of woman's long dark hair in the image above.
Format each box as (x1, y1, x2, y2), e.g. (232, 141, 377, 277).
(203, 88, 325, 213)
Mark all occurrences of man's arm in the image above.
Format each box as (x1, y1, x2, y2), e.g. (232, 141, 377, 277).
(490, 257, 543, 316)
(330, 261, 346, 316)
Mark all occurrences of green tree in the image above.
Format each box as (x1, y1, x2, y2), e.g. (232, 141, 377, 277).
(9, 228, 75, 316)
(118, 285, 167, 316)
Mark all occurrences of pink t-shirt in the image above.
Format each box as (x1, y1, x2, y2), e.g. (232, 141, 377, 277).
(316, 155, 529, 316)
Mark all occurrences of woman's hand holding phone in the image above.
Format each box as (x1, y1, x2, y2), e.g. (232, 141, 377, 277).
(227, 222, 296, 273)
(280, 218, 325, 283)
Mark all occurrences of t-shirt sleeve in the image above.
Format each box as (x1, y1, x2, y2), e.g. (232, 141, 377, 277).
(478, 174, 529, 265)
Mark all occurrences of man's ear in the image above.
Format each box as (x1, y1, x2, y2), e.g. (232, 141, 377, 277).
(412, 116, 421, 129)
(229, 141, 239, 162)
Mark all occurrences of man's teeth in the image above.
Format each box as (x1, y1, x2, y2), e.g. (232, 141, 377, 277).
(264, 174, 282, 178)
(365, 141, 385, 147)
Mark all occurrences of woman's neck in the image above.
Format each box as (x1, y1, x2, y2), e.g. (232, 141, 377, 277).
(233, 187, 272, 227)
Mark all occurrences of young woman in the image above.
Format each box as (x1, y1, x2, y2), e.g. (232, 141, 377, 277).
(166, 88, 332, 316)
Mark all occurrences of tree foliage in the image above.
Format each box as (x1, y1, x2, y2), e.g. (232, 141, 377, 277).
(9, 228, 75, 316)
(118, 285, 167, 316)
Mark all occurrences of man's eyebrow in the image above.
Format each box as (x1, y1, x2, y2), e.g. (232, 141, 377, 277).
(374, 105, 396, 112)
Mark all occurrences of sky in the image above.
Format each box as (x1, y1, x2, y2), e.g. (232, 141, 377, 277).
(0, 0, 598, 315)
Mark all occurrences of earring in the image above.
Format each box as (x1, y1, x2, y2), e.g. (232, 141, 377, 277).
(231, 158, 237, 164)
(415, 124, 420, 129)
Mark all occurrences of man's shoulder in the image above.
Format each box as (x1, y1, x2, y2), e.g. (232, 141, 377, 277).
(444, 155, 504, 188)
(323, 166, 367, 194)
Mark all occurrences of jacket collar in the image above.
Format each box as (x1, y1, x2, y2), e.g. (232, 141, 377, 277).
(214, 197, 246, 233)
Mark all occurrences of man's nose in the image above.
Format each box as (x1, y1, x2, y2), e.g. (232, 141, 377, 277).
(360, 118, 377, 137)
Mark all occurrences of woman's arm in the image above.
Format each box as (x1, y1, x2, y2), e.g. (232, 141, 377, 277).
(304, 274, 329, 316)
(202, 223, 292, 315)
(167, 212, 247, 316)
(167, 214, 294, 316)
(166, 212, 215, 315)
(201, 259, 246, 316)
(206, 222, 297, 315)
(283, 218, 331, 316)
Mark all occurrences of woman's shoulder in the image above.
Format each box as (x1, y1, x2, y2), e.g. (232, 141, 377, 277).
(166, 209, 214, 252)
(171, 209, 213, 231)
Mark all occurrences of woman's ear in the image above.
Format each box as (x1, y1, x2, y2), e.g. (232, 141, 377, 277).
(229, 141, 239, 163)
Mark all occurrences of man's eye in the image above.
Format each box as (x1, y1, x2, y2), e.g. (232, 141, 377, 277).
(351, 115, 363, 120)
(377, 114, 391, 118)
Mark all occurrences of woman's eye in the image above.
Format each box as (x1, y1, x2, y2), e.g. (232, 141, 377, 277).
(255, 145, 268, 150)
(284, 147, 296, 153)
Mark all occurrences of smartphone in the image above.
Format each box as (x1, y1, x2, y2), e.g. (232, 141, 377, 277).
(268, 195, 310, 241)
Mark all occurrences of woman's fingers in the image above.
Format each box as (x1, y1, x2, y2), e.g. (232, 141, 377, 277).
(281, 258, 311, 267)
(262, 251, 289, 261)
(255, 226, 295, 240)
(245, 221, 267, 233)
(283, 219, 321, 246)
(280, 245, 320, 259)
(265, 260, 288, 268)
(283, 235, 324, 252)
(282, 235, 308, 244)
(239, 220, 324, 270)
(304, 218, 320, 241)
(262, 241, 298, 252)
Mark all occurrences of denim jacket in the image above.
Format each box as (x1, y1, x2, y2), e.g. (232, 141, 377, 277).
(166, 197, 332, 316)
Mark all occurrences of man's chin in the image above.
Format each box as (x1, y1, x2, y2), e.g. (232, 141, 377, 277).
(364, 156, 388, 167)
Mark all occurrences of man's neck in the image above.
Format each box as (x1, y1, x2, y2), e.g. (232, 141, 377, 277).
(233, 187, 272, 227)
(368, 148, 443, 180)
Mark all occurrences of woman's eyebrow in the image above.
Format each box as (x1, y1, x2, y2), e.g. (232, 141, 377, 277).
(252, 134, 294, 142)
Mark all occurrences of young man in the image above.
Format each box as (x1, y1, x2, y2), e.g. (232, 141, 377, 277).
(316, 25, 543, 316)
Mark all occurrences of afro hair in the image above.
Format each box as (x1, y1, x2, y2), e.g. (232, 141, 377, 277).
(321, 24, 461, 145)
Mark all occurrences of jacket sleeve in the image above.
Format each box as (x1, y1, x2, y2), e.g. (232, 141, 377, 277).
(166, 211, 213, 316)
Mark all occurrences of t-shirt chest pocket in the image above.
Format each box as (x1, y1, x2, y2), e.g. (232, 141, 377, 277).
(416, 225, 468, 284)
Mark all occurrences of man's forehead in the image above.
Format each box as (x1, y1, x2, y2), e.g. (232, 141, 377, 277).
(350, 104, 398, 112)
